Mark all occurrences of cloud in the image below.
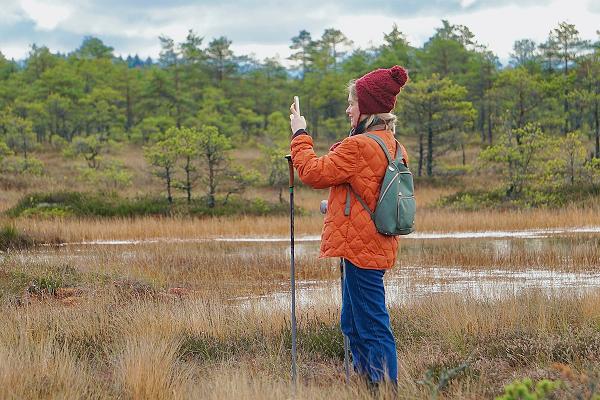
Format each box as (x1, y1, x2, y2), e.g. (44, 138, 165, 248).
(0, 20, 80, 54)
(0, 18, 158, 60)
(29, 0, 547, 49)
(5, 0, 556, 43)
(0, 0, 26, 24)
(19, 0, 74, 30)
(0, 0, 595, 64)
(79, 0, 555, 20)
(588, 0, 600, 13)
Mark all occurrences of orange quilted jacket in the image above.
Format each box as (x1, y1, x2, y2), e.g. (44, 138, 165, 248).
(290, 129, 408, 269)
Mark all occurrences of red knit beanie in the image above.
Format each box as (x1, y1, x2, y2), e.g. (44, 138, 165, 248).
(355, 65, 409, 114)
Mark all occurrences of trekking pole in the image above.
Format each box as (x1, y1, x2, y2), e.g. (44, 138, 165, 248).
(340, 259, 351, 384)
(285, 154, 298, 388)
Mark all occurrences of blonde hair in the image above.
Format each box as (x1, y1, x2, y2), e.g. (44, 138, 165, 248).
(348, 80, 398, 134)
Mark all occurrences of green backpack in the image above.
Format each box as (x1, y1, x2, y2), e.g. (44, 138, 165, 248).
(344, 134, 416, 236)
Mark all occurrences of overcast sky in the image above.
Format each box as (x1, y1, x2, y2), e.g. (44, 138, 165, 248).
(1, 0, 599, 66)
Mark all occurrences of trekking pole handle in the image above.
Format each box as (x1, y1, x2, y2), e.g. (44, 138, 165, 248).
(285, 154, 294, 188)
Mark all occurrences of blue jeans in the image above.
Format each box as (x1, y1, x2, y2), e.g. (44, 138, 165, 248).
(340, 258, 398, 384)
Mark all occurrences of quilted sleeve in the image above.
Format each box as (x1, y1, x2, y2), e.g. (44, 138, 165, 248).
(290, 134, 359, 189)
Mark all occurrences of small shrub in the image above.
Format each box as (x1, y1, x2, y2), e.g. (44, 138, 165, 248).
(0, 264, 81, 300)
(496, 377, 562, 400)
(2, 156, 44, 175)
(32, 275, 62, 295)
(436, 189, 507, 210)
(438, 164, 473, 177)
(417, 360, 471, 399)
(186, 195, 291, 217)
(27, 264, 82, 296)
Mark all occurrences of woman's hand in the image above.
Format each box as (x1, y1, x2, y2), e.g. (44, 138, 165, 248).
(289, 103, 307, 134)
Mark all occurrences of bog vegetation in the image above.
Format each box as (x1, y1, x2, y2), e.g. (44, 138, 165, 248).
(1, 238, 600, 399)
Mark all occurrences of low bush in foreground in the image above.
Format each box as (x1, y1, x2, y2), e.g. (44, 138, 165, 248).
(496, 378, 562, 400)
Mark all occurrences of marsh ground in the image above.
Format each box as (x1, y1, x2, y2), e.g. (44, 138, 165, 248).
(2, 216, 600, 399)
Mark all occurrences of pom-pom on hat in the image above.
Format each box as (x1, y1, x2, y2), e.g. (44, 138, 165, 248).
(355, 65, 409, 115)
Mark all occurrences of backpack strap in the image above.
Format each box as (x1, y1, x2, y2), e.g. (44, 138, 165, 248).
(366, 133, 408, 167)
(344, 184, 373, 218)
(394, 140, 408, 167)
(365, 134, 393, 164)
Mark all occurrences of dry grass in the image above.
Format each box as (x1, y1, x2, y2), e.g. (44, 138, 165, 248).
(1, 283, 600, 399)
(1, 224, 599, 399)
(404, 235, 600, 270)
(3, 214, 324, 242)
(2, 240, 335, 286)
(1, 234, 598, 314)
(118, 335, 191, 400)
(3, 205, 600, 245)
(0, 334, 97, 399)
(419, 206, 600, 232)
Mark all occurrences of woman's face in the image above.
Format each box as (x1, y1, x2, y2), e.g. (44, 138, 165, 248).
(346, 94, 361, 128)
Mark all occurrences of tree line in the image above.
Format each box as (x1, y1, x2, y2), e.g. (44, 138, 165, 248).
(0, 21, 599, 205)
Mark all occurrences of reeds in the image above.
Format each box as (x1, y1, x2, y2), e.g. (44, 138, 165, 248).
(1, 287, 600, 399)
(0, 333, 98, 399)
(403, 236, 600, 270)
(4, 205, 600, 245)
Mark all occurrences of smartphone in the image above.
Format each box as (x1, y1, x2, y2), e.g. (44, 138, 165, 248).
(294, 96, 300, 114)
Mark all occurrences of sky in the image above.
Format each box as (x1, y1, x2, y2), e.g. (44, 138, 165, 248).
(0, 0, 599, 67)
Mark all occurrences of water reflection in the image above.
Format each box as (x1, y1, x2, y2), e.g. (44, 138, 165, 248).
(234, 267, 600, 310)
(52, 226, 600, 245)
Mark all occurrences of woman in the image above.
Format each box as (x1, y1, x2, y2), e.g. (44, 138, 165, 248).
(289, 65, 409, 387)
